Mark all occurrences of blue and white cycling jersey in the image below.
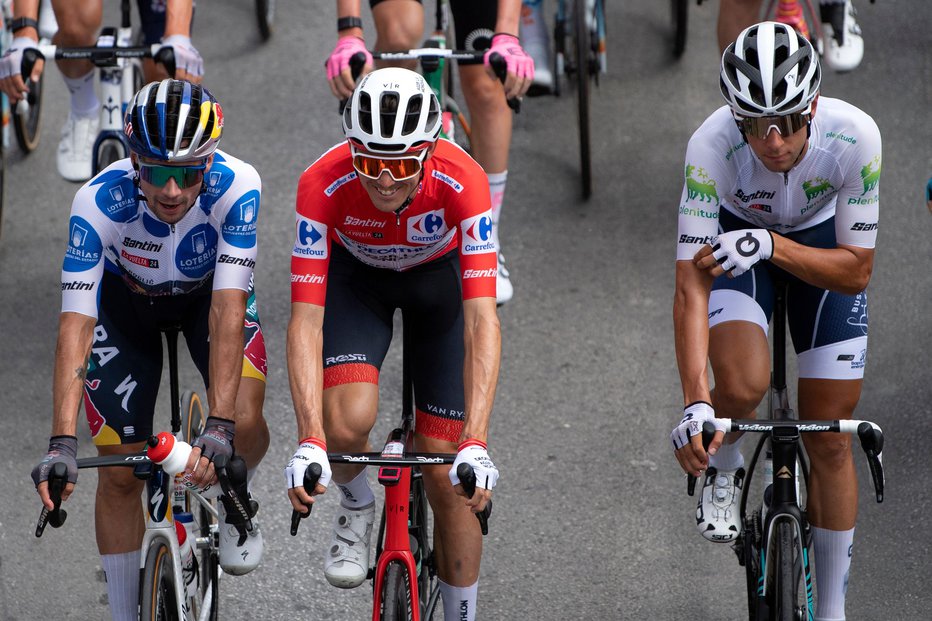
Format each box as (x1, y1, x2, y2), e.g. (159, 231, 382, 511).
(61, 150, 260, 318)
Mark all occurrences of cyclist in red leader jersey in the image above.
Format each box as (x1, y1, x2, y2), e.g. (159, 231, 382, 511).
(285, 68, 501, 621)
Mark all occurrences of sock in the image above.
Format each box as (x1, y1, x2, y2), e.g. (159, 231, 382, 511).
(812, 526, 854, 621)
(101, 550, 141, 621)
(336, 469, 375, 509)
(62, 70, 99, 118)
(439, 579, 478, 621)
(708, 434, 745, 471)
(487, 171, 507, 254)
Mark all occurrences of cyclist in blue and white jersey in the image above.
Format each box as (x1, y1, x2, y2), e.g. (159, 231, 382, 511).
(30, 79, 269, 621)
(671, 22, 880, 621)
(0, 0, 203, 182)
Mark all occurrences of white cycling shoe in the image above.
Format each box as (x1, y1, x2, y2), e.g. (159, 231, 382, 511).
(496, 253, 513, 305)
(821, 0, 864, 72)
(57, 113, 98, 182)
(324, 502, 375, 589)
(218, 494, 263, 575)
(696, 467, 745, 543)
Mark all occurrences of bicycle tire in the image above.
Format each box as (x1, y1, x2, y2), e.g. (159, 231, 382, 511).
(574, 0, 592, 199)
(379, 561, 413, 621)
(771, 520, 803, 621)
(12, 75, 43, 153)
(672, 0, 688, 58)
(255, 0, 275, 41)
(140, 539, 181, 621)
(94, 137, 126, 175)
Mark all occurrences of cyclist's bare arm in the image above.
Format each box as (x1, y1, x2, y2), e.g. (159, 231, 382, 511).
(286, 301, 328, 509)
(694, 237, 875, 295)
(161, 0, 201, 83)
(672, 259, 720, 475)
(327, 0, 372, 99)
(0, 0, 43, 102)
(459, 296, 501, 509)
(490, 0, 533, 98)
(39, 311, 97, 507)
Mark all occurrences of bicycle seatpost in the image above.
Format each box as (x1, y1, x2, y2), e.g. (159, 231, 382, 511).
(35, 462, 69, 537)
(457, 463, 492, 536)
(686, 421, 717, 496)
(290, 463, 323, 536)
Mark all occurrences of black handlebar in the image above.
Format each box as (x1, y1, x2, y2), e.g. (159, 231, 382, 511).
(35, 462, 68, 537)
(290, 462, 323, 536)
(686, 421, 717, 496)
(213, 453, 254, 532)
(457, 462, 492, 536)
(857, 422, 885, 503)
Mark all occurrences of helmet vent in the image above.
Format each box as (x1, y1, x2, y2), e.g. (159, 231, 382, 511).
(359, 92, 373, 135)
(402, 95, 423, 136)
(379, 92, 400, 139)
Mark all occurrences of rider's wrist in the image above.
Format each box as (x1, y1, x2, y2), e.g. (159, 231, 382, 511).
(458, 439, 487, 451)
(337, 16, 364, 33)
(685, 401, 712, 410)
(10, 17, 39, 36)
(299, 436, 327, 451)
(491, 32, 519, 43)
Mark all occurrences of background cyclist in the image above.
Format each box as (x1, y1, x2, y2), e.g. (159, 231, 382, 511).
(30, 79, 269, 621)
(285, 68, 501, 621)
(0, 0, 203, 182)
(717, 0, 864, 72)
(324, 0, 533, 304)
(671, 22, 880, 621)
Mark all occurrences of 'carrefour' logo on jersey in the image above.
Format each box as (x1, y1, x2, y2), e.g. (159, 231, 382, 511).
(221, 190, 260, 248)
(176, 224, 218, 278)
(460, 213, 496, 255)
(293, 215, 328, 259)
(63, 216, 103, 272)
(407, 209, 448, 243)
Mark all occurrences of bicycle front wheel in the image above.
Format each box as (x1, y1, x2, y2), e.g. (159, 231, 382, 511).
(255, 0, 275, 41)
(379, 562, 413, 621)
(771, 520, 805, 621)
(140, 540, 181, 621)
(574, 0, 592, 199)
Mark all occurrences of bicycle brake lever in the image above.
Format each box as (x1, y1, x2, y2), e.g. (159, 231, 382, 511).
(686, 421, 717, 496)
(214, 454, 255, 532)
(291, 463, 323, 536)
(338, 52, 369, 115)
(857, 422, 885, 503)
(36, 462, 69, 537)
(154, 45, 176, 78)
(487, 53, 521, 114)
(457, 462, 491, 536)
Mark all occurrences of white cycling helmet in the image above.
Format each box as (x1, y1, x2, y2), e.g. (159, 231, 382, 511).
(343, 67, 442, 155)
(720, 21, 821, 117)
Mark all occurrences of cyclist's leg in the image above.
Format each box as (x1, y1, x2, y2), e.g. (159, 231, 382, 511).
(137, 0, 168, 82)
(50, 0, 101, 79)
(717, 0, 763, 53)
(85, 273, 163, 621)
(371, 0, 423, 71)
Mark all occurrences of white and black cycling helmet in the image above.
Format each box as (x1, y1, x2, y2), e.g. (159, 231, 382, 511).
(125, 79, 223, 161)
(342, 67, 442, 155)
(720, 21, 821, 117)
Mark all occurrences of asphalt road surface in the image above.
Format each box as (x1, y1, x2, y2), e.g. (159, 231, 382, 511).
(1, 1, 930, 619)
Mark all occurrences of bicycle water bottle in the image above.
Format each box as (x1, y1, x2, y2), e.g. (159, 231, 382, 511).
(174, 512, 199, 603)
(147, 432, 220, 498)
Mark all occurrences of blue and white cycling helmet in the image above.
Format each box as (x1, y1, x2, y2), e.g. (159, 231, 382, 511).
(720, 21, 821, 117)
(125, 79, 223, 161)
(342, 67, 442, 155)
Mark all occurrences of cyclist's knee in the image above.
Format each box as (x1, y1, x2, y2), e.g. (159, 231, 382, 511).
(711, 378, 768, 416)
(51, 0, 102, 46)
(460, 68, 507, 113)
(804, 433, 854, 469)
(372, 3, 422, 52)
(97, 464, 145, 501)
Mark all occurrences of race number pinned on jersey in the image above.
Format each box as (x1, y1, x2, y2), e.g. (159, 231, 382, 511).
(293, 215, 328, 259)
(460, 212, 496, 256)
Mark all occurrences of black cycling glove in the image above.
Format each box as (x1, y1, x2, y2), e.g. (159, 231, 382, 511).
(193, 416, 236, 462)
(31, 435, 79, 487)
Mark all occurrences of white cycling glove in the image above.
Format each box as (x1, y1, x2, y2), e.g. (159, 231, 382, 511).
(448, 440, 499, 491)
(284, 438, 332, 491)
(159, 34, 203, 80)
(0, 36, 40, 80)
(711, 228, 774, 277)
(671, 401, 727, 451)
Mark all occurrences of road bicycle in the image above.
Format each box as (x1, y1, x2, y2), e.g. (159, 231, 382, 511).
(552, 0, 605, 200)
(686, 282, 885, 620)
(292, 333, 491, 620)
(36, 325, 254, 621)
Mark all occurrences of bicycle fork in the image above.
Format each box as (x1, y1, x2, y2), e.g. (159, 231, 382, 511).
(373, 465, 421, 621)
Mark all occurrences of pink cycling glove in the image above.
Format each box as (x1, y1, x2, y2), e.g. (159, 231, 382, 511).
(483, 33, 534, 82)
(326, 35, 373, 81)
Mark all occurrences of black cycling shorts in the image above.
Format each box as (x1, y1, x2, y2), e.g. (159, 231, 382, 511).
(321, 244, 467, 442)
(83, 270, 265, 445)
(369, 0, 498, 65)
(136, 0, 196, 45)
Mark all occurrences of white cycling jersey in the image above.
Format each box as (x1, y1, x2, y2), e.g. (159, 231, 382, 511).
(61, 150, 260, 318)
(676, 97, 881, 261)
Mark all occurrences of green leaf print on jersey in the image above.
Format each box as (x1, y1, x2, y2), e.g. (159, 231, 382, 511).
(802, 177, 834, 202)
(685, 165, 719, 205)
(860, 156, 881, 195)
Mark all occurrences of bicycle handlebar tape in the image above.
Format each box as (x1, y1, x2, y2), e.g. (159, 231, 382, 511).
(290, 463, 323, 536)
(487, 53, 521, 114)
(154, 46, 176, 78)
(457, 463, 491, 536)
(686, 421, 718, 496)
(35, 462, 69, 537)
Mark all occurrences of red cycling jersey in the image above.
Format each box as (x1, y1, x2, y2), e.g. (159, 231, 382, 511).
(291, 140, 497, 305)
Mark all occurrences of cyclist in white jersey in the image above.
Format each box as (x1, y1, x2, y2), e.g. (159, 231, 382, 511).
(671, 22, 880, 621)
(31, 79, 269, 621)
